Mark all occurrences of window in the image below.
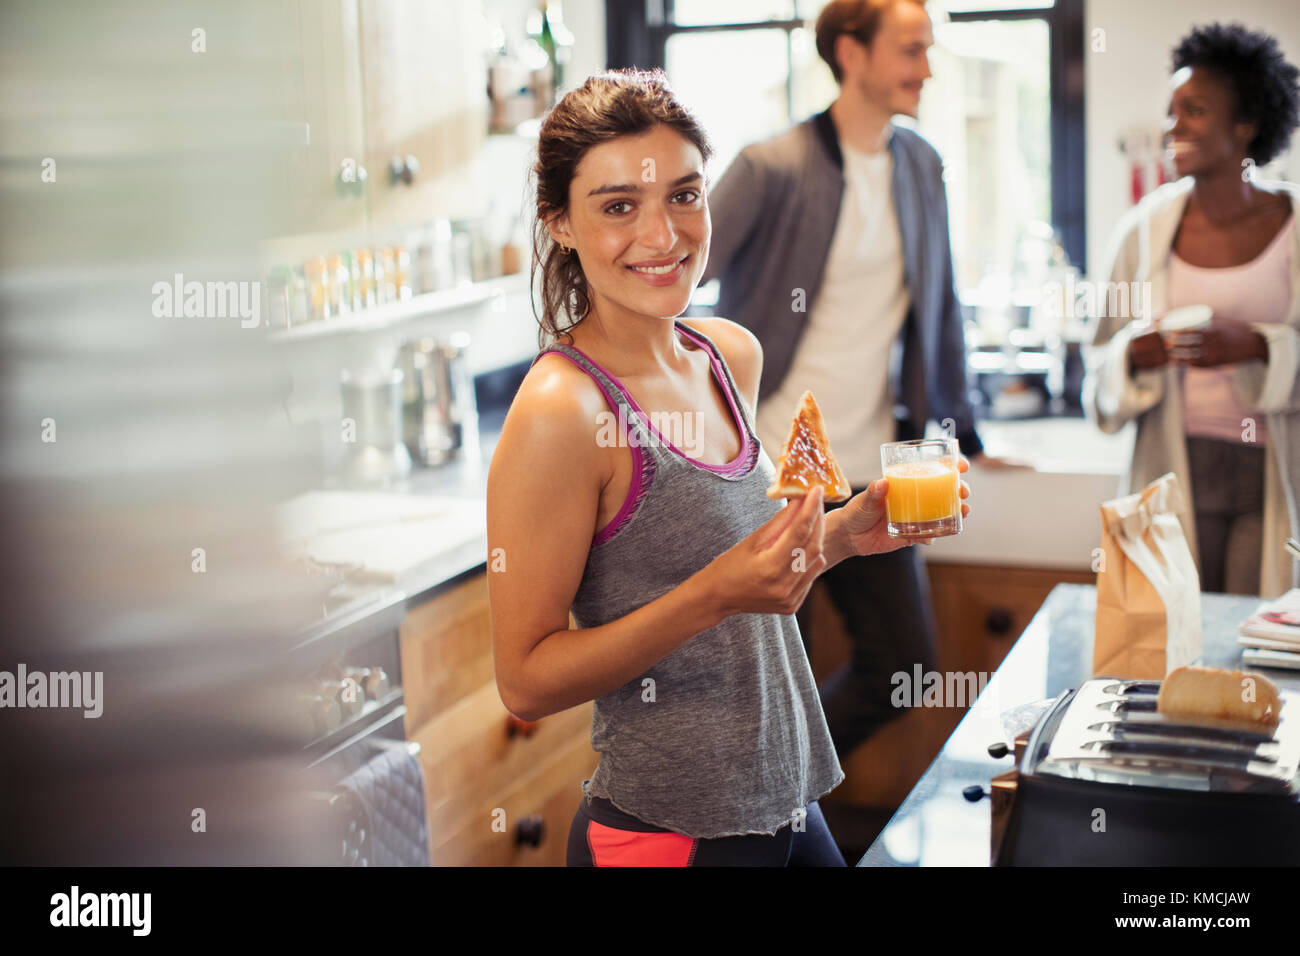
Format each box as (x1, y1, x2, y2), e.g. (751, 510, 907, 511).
(604, 0, 1086, 285)
(604, 2, 831, 180)
(923, 14, 1053, 293)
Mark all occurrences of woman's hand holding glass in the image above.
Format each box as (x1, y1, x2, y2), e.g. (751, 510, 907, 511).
(829, 455, 971, 559)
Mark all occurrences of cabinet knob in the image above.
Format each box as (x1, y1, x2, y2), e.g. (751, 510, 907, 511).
(506, 713, 540, 738)
(962, 785, 987, 803)
(987, 742, 1011, 759)
(515, 815, 545, 848)
(985, 607, 1014, 636)
(388, 155, 419, 186)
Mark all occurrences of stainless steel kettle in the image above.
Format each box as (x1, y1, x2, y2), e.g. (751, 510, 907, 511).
(397, 332, 476, 467)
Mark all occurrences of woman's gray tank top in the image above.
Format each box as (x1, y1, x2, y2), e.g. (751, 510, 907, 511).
(528, 319, 843, 838)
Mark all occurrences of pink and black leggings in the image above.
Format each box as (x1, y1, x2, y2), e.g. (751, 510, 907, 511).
(566, 795, 846, 866)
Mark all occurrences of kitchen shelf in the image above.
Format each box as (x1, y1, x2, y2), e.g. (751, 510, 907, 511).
(268, 283, 494, 344)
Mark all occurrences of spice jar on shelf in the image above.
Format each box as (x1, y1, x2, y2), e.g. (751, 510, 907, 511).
(378, 246, 397, 303)
(413, 226, 436, 295)
(342, 250, 360, 312)
(372, 246, 388, 305)
(325, 254, 348, 316)
(392, 244, 411, 300)
(355, 248, 376, 309)
(304, 255, 329, 320)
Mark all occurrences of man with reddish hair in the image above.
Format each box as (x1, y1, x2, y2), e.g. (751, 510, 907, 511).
(703, 0, 995, 771)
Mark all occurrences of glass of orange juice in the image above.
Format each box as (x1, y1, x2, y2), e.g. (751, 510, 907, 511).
(880, 438, 962, 538)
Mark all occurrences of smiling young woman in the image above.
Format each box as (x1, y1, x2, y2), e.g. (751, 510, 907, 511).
(485, 69, 968, 866)
(1086, 23, 1300, 598)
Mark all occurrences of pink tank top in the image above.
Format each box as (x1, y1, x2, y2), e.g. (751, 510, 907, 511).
(1168, 214, 1293, 445)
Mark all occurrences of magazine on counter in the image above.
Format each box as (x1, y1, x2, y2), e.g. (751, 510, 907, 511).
(1238, 588, 1300, 669)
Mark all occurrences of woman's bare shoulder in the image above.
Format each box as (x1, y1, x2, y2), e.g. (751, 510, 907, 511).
(681, 316, 758, 353)
(514, 351, 610, 418)
(490, 352, 611, 481)
(680, 317, 762, 407)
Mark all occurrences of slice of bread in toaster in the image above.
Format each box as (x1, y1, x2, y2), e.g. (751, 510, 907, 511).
(1156, 665, 1283, 727)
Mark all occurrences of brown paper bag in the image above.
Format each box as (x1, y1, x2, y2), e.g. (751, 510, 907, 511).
(1093, 472, 1202, 679)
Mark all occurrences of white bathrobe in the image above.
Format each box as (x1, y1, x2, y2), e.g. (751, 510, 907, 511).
(1083, 176, 1300, 598)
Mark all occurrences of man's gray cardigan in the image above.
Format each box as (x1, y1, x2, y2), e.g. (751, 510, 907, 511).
(701, 108, 984, 458)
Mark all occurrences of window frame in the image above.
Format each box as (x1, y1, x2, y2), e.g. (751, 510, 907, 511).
(604, 0, 1087, 272)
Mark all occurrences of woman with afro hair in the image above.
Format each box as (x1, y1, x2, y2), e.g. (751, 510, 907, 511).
(1085, 22, 1300, 597)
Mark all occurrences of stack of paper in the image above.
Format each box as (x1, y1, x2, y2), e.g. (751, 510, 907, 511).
(1238, 588, 1300, 670)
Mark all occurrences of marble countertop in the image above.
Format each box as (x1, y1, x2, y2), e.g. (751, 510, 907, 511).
(288, 411, 504, 641)
(857, 584, 1294, 866)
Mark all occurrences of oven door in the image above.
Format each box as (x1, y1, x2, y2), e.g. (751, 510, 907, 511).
(304, 704, 422, 866)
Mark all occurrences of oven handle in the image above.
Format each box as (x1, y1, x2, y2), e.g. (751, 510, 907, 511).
(307, 702, 417, 770)
(367, 736, 420, 757)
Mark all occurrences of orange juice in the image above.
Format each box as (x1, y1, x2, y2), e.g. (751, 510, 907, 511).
(884, 458, 961, 535)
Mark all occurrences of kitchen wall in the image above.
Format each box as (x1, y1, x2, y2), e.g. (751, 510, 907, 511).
(1084, 0, 1300, 276)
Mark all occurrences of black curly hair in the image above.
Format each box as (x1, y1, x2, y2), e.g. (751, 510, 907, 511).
(1172, 22, 1300, 166)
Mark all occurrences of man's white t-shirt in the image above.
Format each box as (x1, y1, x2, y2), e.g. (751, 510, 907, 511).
(755, 140, 910, 487)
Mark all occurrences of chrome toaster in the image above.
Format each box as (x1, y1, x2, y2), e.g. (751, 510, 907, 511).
(988, 677, 1300, 865)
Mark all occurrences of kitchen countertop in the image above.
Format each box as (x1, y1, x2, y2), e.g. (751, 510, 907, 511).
(287, 410, 505, 642)
(923, 416, 1133, 570)
(857, 584, 1295, 866)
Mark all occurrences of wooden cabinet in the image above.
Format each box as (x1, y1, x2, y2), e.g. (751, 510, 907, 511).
(356, 0, 487, 230)
(274, 0, 489, 240)
(279, 0, 369, 237)
(926, 562, 1096, 678)
(400, 571, 597, 866)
